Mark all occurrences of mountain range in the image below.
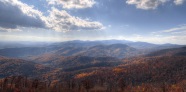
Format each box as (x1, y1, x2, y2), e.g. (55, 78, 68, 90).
(0, 40, 183, 59)
(0, 40, 186, 92)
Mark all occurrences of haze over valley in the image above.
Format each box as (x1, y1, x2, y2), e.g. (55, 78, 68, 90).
(0, 0, 186, 92)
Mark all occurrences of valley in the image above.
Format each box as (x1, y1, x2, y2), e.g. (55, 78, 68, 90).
(0, 40, 185, 92)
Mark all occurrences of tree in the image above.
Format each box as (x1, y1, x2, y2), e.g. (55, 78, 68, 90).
(118, 78, 126, 92)
(82, 79, 94, 92)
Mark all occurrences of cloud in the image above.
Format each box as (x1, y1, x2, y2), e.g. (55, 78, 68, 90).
(0, 27, 22, 32)
(0, 0, 104, 32)
(151, 25, 186, 36)
(0, 0, 46, 29)
(46, 7, 104, 32)
(139, 36, 186, 44)
(126, 0, 185, 10)
(0, 34, 67, 42)
(126, 0, 168, 10)
(162, 25, 186, 33)
(174, 0, 185, 5)
(47, 0, 96, 9)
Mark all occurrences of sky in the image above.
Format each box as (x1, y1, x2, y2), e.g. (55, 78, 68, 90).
(0, 0, 186, 44)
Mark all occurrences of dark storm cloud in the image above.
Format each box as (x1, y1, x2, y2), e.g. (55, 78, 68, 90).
(0, 1, 45, 29)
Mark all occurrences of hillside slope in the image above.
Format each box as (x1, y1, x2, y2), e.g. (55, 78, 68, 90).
(0, 57, 50, 78)
(146, 46, 186, 57)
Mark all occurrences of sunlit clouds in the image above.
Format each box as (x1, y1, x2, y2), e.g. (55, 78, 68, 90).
(0, 0, 186, 44)
(0, 0, 104, 32)
(47, 0, 96, 9)
(126, 0, 185, 10)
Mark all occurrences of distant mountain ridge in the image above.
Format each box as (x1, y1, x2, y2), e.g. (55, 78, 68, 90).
(0, 40, 184, 59)
(80, 44, 137, 58)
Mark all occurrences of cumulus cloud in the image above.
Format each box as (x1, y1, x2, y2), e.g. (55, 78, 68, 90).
(0, 0, 46, 29)
(47, 0, 96, 9)
(174, 0, 185, 5)
(0, 0, 104, 32)
(126, 0, 168, 10)
(46, 7, 104, 32)
(126, 0, 186, 10)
